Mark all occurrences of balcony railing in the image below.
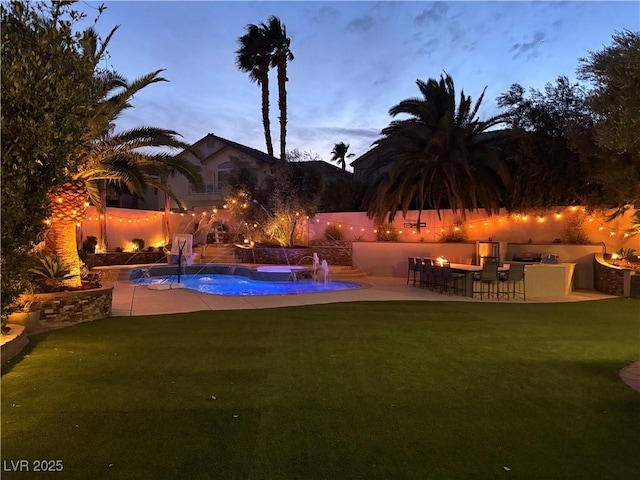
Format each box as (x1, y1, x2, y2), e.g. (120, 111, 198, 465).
(187, 183, 228, 198)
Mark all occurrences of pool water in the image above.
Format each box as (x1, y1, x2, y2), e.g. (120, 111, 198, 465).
(133, 274, 360, 296)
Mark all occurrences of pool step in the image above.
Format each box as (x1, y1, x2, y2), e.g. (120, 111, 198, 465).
(198, 244, 239, 264)
(325, 265, 368, 280)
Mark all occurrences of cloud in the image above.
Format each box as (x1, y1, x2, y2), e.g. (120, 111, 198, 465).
(414, 3, 449, 25)
(511, 31, 546, 60)
(320, 126, 381, 139)
(416, 37, 440, 57)
(345, 15, 374, 33)
(311, 6, 340, 24)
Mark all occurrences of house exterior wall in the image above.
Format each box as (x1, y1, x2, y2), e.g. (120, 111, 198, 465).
(169, 136, 273, 211)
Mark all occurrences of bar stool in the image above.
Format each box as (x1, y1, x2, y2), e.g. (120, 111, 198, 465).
(440, 264, 466, 296)
(472, 262, 499, 300)
(500, 263, 526, 300)
(407, 257, 418, 286)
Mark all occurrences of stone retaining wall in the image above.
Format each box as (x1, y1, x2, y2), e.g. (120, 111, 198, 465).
(86, 252, 166, 267)
(593, 254, 639, 298)
(632, 276, 640, 298)
(32, 287, 113, 331)
(310, 242, 353, 266)
(234, 242, 352, 266)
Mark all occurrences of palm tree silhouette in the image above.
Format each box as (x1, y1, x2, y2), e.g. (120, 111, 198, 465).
(330, 142, 355, 170)
(46, 31, 202, 285)
(264, 16, 294, 162)
(365, 73, 509, 231)
(236, 23, 274, 157)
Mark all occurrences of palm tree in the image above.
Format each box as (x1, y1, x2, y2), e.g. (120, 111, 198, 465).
(46, 59, 202, 287)
(263, 16, 293, 161)
(236, 23, 274, 157)
(365, 73, 510, 230)
(330, 142, 355, 170)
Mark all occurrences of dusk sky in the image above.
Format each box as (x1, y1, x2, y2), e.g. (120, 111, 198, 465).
(85, 1, 639, 168)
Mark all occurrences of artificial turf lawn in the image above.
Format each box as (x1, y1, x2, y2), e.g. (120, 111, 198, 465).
(1, 299, 639, 479)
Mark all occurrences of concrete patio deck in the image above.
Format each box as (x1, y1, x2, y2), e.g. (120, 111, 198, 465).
(106, 270, 616, 317)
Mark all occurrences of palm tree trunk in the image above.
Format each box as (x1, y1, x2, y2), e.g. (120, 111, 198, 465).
(45, 220, 83, 288)
(164, 193, 171, 245)
(46, 182, 88, 287)
(277, 58, 287, 161)
(98, 186, 108, 252)
(261, 74, 274, 157)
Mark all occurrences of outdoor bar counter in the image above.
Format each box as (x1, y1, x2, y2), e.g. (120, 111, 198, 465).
(448, 261, 577, 298)
(508, 262, 576, 298)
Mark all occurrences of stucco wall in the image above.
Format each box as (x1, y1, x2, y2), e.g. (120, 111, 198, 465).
(79, 206, 638, 256)
(352, 242, 477, 278)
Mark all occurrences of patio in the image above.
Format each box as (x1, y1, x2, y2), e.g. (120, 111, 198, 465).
(104, 266, 615, 317)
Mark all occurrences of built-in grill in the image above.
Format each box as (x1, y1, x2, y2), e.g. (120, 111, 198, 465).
(512, 252, 542, 263)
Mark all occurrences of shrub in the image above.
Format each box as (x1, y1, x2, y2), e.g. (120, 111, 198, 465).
(115, 246, 124, 253)
(28, 252, 73, 291)
(82, 236, 98, 253)
(324, 224, 343, 241)
(562, 213, 590, 244)
(132, 238, 145, 251)
(376, 223, 398, 242)
(617, 248, 637, 260)
(440, 221, 467, 243)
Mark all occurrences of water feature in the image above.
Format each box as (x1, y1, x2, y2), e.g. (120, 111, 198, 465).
(313, 252, 320, 279)
(321, 259, 329, 286)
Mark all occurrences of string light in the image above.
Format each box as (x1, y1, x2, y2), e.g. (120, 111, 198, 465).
(62, 206, 637, 243)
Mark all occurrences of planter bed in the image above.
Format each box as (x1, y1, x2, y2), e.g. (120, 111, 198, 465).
(85, 251, 166, 267)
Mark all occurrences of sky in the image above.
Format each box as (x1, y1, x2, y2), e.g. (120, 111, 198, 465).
(82, 0, 640, 168)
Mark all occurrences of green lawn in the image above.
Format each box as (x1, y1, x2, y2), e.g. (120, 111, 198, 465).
(2, 299, 639, 479)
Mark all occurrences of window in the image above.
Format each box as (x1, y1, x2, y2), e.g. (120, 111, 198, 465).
(217, 161, 232, 190)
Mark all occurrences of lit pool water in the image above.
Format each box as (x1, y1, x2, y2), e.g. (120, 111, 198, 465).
(132, 274, 360, 296)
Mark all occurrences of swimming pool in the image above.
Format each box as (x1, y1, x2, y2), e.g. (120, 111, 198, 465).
(132, 274, 360, 296)
(129, 265, 361, 296)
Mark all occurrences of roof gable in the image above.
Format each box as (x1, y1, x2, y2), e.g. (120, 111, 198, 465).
(186, 133, 277, 165)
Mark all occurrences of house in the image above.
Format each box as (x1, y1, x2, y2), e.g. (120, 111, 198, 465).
(168, 133, 278, 211)
(349, 146, 386, 184)
(168, 133, 353, 211)
(295, 160, 353, 184)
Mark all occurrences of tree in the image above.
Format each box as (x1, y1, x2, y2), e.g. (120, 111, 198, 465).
(235, 16, 293, 161)
(496, 76, 592, 210)
(578, 30, 640, 157)
(577, 30, 640, 216)
(264, 16, 294, 161)
(1, 0, 104, 318)
(236, 23, 274, 157)
(497, 73, 639, 213)
(365, 73, 509, 230)
(330, 142, 355, 170)
(225, 160, 320, 247)
(45, 68, 203, 286)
